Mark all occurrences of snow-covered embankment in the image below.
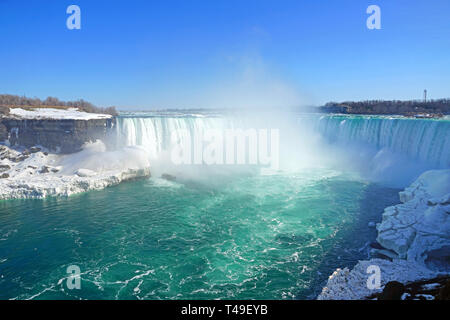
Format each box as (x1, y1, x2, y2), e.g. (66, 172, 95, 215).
(318, 169, 450, 299)
(0, 141, 150, 199)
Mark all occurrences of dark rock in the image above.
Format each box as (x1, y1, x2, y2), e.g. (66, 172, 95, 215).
(388, 276, 450, 300)
(369, 248, 395, 261)
(437, 279, 450, 300)
(39, 166, 50, 174)
(0, 173, 9, 179)
(0, 122, 7, 141)
(1, 118, 115, 154)
(0, 106, 9, 116)
(22, 149, 30, 156)
(27, 165, 37, 169)
(369, 242, 384, 250)
(13, 155, 28, 162)
(0, 164, 11, 172)
(2, 152, 14, 161)
(161, 173, 176, 181)
(378, 281, 405, 300)
(43, 152, 48, 156)
(29, 146, 41, 153)
(51, 168, 59, 173)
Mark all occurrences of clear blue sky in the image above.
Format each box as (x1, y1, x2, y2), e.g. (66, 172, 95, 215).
(1, 0, 449, 109)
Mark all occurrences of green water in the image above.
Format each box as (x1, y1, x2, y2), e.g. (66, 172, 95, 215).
(0, 169, 399, 299)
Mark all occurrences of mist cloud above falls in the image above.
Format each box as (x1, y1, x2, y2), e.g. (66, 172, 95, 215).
(199, 55, 307, 110)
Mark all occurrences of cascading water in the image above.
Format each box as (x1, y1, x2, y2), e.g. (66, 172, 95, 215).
(116, 113, 449, 169)
(116, 115, 229, 159)
(312, 115, 449, 167)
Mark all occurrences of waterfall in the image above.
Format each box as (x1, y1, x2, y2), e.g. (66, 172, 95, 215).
(312, 115, 449, 167)
(116, 113, 449, 168)
(116, 116, 229, 159)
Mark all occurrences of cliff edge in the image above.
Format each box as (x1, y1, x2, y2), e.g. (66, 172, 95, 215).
(0, 107, 115, 153)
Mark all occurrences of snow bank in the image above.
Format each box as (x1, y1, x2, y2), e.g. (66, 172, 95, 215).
(0, 141, 150, 199)
(377, 169, 450, 266)
(318, 169, 450, 300)
(317, 259, 438, 300)
(9, 107, 112, 120)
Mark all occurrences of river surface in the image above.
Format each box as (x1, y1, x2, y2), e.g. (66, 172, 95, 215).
(0, 169, 399, 299)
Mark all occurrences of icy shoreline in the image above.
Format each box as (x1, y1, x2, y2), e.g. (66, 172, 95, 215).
(0, 141, 151, 200)
(318, 169, 450, 300)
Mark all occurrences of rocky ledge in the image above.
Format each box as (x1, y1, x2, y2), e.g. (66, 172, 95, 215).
(318, 169, 450, 300)
(0, 107, 115, 153)
(0, 118, 115, 154)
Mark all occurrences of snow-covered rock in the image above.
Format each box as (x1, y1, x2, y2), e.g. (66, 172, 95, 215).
(318, 169, 450, 300)
(75, 168, 97, 177)
(317, 259, 438, 300)
(0, 141, 151, 199)
(376, 169, 450, 267)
